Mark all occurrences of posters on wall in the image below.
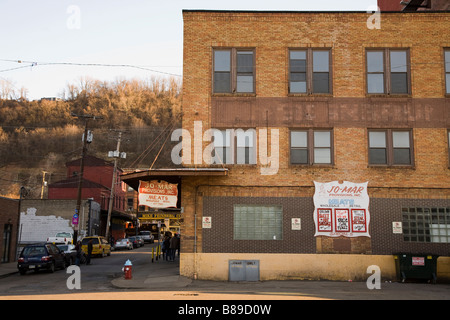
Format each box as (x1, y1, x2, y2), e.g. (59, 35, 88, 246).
(138, 180, 178, 209)
(313, 181, 370, 238)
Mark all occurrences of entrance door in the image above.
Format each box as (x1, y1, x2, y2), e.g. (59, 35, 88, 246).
(2, 224, 12, 263)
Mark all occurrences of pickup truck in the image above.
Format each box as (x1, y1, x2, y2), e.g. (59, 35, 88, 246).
(47, 232, 73, 245)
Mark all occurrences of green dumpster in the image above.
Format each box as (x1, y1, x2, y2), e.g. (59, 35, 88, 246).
(394, 253, 438, 283)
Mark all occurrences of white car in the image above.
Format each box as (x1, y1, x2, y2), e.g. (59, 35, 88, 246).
(139, 231, 155, 244)
(114, 238, 133, 250)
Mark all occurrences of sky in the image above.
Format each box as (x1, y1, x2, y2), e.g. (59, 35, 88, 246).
(0, 0, 377, 100)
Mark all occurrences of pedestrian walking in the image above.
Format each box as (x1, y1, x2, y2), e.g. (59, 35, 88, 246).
(75, 241, 82, 266)
(176, 233, 181, 257)
(163, 235, 171, 261)
(86, 239, 93, 265)
(170, 233, 179, 261)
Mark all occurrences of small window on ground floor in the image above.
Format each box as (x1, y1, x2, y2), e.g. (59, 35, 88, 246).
(233, 205, 283, 240)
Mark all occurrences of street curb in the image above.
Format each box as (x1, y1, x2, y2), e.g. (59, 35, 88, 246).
(111, 275, 192, 290)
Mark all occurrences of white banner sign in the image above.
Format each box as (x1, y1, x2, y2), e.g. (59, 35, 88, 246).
(313, 181, 370, 238)
(138, 180, 178, 209)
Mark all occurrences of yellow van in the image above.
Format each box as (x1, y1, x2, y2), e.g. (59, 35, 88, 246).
(81, 236, 111, 257)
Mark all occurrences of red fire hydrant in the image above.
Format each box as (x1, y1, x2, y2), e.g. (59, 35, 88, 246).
(124, 259, 132, 280)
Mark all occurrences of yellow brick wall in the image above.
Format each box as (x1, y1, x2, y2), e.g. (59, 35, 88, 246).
(182, 11, 450, 190)
(179, 11, 450, 278)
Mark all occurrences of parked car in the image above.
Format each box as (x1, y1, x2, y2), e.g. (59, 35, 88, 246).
(139, 231, 155, 244)
(47, 232, 73, 245)
(81, 236, 111, 257)
(136, 236, 145, 247)
(18, 243, 66, 275)
(114, 238, 133, 250)
(56, 244, 77, 266)
(128, 236, 141, 248)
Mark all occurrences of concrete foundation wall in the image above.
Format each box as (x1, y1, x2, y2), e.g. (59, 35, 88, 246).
(181, 253, 450, 282)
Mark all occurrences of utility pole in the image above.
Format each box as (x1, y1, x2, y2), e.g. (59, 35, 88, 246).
(72, 113, 103, 242)
(105, 131, 126, 240)
(40, 171, 48, 199)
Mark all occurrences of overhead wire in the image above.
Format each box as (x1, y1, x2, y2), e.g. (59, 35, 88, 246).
(0, 59, 182, 77)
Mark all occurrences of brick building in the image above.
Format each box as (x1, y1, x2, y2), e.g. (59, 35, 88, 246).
(48, 155, 132, 240)
(123, 9, 450, 281)
(0, 197, 19, 263)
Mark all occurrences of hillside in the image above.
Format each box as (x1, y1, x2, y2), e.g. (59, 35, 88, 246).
(0, 77, 182, 199)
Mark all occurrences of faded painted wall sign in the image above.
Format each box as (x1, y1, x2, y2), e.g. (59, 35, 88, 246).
(313, 181, 370, 238)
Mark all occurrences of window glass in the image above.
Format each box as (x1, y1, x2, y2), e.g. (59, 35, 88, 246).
(367, 51, 384, 73)
(367, 74, 384, 94)
(290, 50, 306, 60)
(236, 129, 255, 164)
(369, 149, 387, 164)
(366, 49, 409, 95)
(314, 149, 331, 164)
(291, 131, 308, 164)
(213, 130, 231, 164)
(214, 73, 231, 93)
(391, 73, 408, 94)
(447, 74, 450, 94)
(446, 51, 450, 72)
(369, 131, 386, 148)
(236, 75, 253, 93)
(392, 131, 411, 165)
(403, 207, 450, 243)
(390, 51, 407, 73)
(237, 51, 253, 73)
(390, 51, 408, 94)
(291, 131, 307, 148)
(393, 131, 410, 148)
(234, 205, 283, 240)
(214, 50, 231, 72)
(290, 51, 307, 94)
(313, 51, 329, 72)
(314, 131, 331, 148)
(445, 51, 450, 94)
(291, 149, 308, 164)
(313, 73, 329, 93)
(393, 149, 411, 164)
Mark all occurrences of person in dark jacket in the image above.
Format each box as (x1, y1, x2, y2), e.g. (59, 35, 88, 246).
(86, 239, 93, 265)
(169, 234, 180, 261)
(163, 235, 171, 261)
(75, 241, 82, 266)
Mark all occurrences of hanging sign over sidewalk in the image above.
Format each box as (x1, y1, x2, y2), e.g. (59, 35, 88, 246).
(313, 181, 370, 238)
(138, 180, 178, 209)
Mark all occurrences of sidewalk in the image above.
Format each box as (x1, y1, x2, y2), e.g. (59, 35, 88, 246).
(3, 257, 450, 300)
(0, 262, 18, 279)
(111, 258, 450, 300)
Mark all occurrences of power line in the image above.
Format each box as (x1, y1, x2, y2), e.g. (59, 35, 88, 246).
(0, 59, 182, 77)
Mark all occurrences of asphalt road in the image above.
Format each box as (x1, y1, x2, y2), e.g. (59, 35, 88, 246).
(1, 243, 450, 303)
(0, 242, 160, 296)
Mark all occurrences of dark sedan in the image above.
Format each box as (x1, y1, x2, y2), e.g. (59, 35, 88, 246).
(18, 243, 66, 275)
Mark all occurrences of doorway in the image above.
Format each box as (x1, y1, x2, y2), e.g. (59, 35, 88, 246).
(2, 224, 12, 263)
